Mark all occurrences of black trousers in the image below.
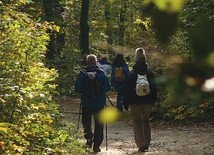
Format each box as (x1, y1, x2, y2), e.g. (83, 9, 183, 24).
(82, 106, 104, 147)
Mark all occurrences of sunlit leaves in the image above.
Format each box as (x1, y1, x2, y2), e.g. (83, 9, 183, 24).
(99, 107, 120, 124)
(0, 2, 72, 154)
(144, 0, 185, 13)
(135, 18, 152, 30)
(153, 0, 185, 13)
(206, 52, 214, 67)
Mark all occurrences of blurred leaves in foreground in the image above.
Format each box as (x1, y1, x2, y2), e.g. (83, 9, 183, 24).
(99, 107, 120, 124)
(174, 17, 214, 100)
(143, 0, 185, 43)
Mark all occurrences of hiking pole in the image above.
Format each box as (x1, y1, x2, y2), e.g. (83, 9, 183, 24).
(106, 95, 115, 107)
(104, 104, 108, 151)
(76, 103, 82, 131)
(106, 123, 108, 151)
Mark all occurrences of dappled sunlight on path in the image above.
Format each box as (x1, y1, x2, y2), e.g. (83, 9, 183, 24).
(58, 97, 214, 155)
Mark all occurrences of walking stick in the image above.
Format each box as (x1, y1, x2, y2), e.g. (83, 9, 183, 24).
(76, 103, 82, 131)
(105, 94, 116, 151)
(105, 103, 108, 151)
(106, 95, 115, 107)
(106, 123, 108, 151)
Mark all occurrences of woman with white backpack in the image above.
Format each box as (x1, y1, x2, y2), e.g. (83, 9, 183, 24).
(123, 48, 158, 152)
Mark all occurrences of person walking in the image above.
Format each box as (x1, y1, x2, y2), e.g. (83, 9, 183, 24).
(110, 54, 129, 111)
(123, 48, 157, 152)
(75, 54, 111, 153)
(97, 54, 111, 77)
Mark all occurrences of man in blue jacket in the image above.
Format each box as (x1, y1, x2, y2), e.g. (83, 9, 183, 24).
(75, 54, 111, 153)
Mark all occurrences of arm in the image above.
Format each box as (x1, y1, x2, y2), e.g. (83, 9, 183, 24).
(75, 71, 85, 94)
(123, 72, 133, 107)
(99, 71, 111, 93)
(148, 72, 158, 103)
(123, 64, 129, 77)
(110, 66, 116, 88)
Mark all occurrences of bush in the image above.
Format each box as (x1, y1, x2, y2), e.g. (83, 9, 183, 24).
(0, 2, 86, 154)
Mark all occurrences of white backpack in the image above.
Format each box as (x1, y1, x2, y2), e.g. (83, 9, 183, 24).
(136, 74, 150, 96)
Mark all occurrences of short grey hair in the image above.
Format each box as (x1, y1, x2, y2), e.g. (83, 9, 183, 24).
(134, 47, 146, 62)
(86, 54, 97, 66)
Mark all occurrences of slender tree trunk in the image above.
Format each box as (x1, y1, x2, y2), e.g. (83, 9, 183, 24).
(80, 0, 90, 57)
(118, 0, 127, 46)
(105, 0, 113, 45)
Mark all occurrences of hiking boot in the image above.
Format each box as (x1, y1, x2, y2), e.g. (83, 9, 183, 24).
(145, 147, 149, 150)
(138, 147, 148, 152)
(86, 139, 92, 148)
(116, 105, 123, 112)
(93, 146, 101, 153)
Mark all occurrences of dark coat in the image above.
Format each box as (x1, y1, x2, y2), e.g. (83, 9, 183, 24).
(110, 63, 129, 90)
(75, 65, 111, 107)
(123, 63, 157, 106)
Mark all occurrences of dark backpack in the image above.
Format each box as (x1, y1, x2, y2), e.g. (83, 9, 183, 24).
(81, 70, 101, 99)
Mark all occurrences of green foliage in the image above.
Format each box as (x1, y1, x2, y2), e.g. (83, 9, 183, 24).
(58, 0, 214, 124)
(153, 20, 214, 123)
(0, 2, 86, 154)
(56, 0, 82, 95)
(180, 0, 214, 32)
(145, 1, 214, 123)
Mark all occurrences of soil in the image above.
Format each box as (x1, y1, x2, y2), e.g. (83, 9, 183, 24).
(58, 96, 214, 155)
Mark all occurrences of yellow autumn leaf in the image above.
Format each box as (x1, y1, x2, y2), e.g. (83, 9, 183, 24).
(154, 0, 185, 13)
(0, 127, 7, 132)
(0, 141, 5, 148)
(99, 107, 120, 124)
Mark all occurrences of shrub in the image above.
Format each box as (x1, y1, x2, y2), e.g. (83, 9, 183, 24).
(0, 2, 86, 154)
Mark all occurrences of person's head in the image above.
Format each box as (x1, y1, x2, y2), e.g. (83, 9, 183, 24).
(134, 47, 146, 63)
(86, 54, 97, 66)
(100, 54, 108, 61)
(113, 54, 126, 66)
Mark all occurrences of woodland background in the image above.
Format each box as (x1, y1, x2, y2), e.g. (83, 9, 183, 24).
(0, 0, 213, 154)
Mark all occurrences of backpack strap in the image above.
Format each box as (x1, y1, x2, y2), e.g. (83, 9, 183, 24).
(81, 68, 102, 80)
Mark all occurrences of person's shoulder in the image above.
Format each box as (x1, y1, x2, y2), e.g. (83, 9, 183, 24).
(146, 70, 155, 78)
(122, 63, 128, 69)
(123, 63, 128, 66)
(128, 70, 136, 77)
(80, 67, 88, 73)
(96, 68, 105, 76)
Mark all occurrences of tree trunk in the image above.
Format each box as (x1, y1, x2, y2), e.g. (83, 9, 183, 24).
(118, 0, 127, 46)
(80, 0, 90, 57)
(105, 0, 113, 45)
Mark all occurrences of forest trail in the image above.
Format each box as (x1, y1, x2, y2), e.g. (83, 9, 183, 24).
(58, 97, 214, 155)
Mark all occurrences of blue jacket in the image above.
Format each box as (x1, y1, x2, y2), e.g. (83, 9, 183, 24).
(75, 65, 111, 107)
(97, 58, 111, 77)
(110, 64, 129, 89)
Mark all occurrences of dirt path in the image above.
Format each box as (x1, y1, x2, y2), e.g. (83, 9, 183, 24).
(58, 97, 214, 155)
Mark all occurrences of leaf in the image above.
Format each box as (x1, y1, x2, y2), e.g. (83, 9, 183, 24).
(206, 51, 214, 67)
(0, 126, 7, 131)
(0, 122, 12, 128)
(99, 107, 120, 124)
(154, 0, 185, 13)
